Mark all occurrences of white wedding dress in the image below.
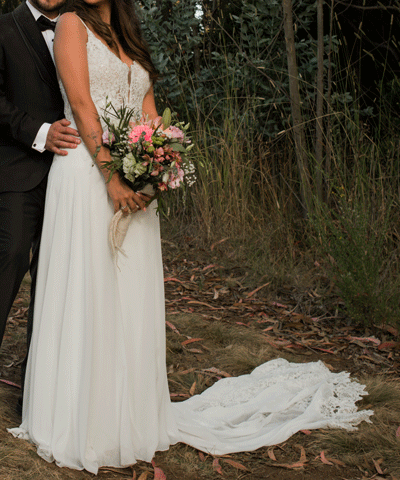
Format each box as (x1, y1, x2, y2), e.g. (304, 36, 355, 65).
(9, 19, 373, 474)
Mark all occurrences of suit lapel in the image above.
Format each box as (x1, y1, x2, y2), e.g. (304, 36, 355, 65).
(12, 2, 59, 93)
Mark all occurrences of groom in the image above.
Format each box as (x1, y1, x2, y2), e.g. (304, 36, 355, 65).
(0, 0, 80, 411)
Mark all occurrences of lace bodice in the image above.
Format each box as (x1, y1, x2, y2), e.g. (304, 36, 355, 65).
(59, 19, 151, 129)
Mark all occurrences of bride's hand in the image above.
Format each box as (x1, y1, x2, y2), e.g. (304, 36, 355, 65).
(106, 174, 147, 214)
(137, 191, 154, 204)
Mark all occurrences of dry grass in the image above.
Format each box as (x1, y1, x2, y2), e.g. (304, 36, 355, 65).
(165, 313, 282, 384)
(1, 295, 398, 479)
(311, 376, 400, 476)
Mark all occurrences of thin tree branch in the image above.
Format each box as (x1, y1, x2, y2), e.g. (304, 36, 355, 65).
(335, 0, 400, 12)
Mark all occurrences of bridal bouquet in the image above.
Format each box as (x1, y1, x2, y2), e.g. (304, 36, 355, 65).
(97, 102, 196, 256)
(99, 103, 196, 194)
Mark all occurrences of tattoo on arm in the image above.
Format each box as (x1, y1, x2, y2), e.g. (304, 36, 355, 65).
(88, 130, 101, 161)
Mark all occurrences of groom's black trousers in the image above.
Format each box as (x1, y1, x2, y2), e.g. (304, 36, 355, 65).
(0, 175, 47, 387)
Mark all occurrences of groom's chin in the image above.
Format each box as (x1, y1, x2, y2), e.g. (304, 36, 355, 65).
(28, 0, 67, 14)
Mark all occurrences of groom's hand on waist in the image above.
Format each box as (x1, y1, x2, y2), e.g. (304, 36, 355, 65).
(45, 119, 80, 156)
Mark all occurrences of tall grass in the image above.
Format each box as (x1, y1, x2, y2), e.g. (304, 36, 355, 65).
(310, 66, 400, 325)
(159, 44, 400, 326)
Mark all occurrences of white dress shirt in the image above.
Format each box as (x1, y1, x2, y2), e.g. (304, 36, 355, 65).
(26, 0, 60, 153)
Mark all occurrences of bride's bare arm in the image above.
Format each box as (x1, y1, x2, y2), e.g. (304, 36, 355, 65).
(142, 85, 158, 120)
(54, 13, 146, 213)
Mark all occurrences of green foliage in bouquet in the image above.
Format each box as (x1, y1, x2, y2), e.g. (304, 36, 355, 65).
(98, 101, 195, 194)
(97, 101, 139, 183)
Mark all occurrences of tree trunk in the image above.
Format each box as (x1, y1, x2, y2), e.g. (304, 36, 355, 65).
(325, 0, 335, 201)
(315, 0, 324, 202)
(282, 0, 312, 215)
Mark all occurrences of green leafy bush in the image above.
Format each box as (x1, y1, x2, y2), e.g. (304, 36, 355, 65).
(311, 190, 400, 326)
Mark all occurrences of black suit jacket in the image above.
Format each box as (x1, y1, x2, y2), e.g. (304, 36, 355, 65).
(0, 2, 64, 193)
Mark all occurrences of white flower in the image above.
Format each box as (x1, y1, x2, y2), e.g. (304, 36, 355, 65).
(122, 152, 148, 178)
(125, 172, 135, 183)
(133, 162, 147, 176)
(162, 173, 169, 183)
(183, 161, 196, 187)
(122, 153, 136, 175)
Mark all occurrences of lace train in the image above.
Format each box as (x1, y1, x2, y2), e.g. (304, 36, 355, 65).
(170, 359, 372, 455)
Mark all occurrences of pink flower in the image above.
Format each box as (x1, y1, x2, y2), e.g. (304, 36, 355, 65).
(164, 126, 184, 141)
(167, 166, 185, 189)
(158, 182, 168, 191)
(128, 125, 154, 143)
(138, 114, 162, 129)
(102, 130, 115, 145)
(150, 163, 164, 176)
(163, 144, 173, 154)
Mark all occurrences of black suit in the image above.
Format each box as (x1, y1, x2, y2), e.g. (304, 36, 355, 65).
(0, 2, 64, 385)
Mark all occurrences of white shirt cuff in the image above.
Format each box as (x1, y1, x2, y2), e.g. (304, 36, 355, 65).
(32, 123, 51, 152)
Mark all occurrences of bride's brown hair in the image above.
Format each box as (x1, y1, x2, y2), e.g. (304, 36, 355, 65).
(66, 0, 158, 82)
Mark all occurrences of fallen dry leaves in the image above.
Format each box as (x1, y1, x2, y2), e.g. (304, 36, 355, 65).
(160, 247, 400, 478)
(151, 460, 167, 480)
(137, 472, 148, 480)
(212, 457, 223, 475)
(221, 458, 249, 471)
(266, 444, 308, 470)
(162, 255, 400, 379)
(211, 456, 249, 475)
(267, 448, 277, 461)
(2, 244, 400, 480)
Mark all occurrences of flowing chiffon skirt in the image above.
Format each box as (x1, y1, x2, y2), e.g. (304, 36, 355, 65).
(9, 142, 373, 474)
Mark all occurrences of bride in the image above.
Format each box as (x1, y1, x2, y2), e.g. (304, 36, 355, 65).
(9, 0, 373, 474)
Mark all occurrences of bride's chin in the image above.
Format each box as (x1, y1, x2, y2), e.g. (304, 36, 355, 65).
(82, 0, 111, 7)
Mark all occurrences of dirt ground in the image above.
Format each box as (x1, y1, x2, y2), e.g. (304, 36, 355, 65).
(0, 239, 398, 480)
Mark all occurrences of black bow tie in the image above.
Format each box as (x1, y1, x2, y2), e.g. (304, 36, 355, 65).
(36, 15, 57, 32)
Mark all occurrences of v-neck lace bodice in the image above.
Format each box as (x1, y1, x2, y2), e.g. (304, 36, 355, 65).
(59, 20, 151, 130)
